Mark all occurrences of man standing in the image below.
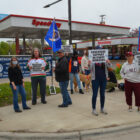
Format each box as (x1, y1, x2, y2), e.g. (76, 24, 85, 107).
(55, 49, 72, 107)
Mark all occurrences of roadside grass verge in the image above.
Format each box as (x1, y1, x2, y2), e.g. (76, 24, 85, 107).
(0, 82, 60, 107)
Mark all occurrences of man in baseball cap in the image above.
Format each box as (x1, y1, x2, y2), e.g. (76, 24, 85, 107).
(55, 48, 72, 107)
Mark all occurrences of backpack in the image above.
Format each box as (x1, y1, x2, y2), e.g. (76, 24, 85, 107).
(118, 83, 125, 91)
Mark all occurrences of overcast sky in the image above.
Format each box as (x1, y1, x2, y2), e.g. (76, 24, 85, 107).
(0, 0, 140, 29)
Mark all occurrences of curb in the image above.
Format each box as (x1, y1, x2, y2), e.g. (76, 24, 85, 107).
(0, 122, 140, 140)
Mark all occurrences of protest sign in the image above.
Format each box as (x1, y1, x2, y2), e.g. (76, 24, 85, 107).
(32, 63, 42, 72)
(0, 55, 52, 78)
(135, 53, 140, 68)
(61, 45, 73, 53)
(88, 49, 108, 63)
(132, 47, 138, 55)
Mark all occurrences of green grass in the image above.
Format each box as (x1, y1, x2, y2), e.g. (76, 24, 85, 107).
(0, 82, 60, 107)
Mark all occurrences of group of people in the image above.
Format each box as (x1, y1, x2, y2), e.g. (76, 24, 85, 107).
(8, 47, 140, 115)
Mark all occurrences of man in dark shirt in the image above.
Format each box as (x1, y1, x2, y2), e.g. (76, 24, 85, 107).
(55, 49, 72, 107)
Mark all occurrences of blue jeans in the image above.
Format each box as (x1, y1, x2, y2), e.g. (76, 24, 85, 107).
(92, 78, 107, 110)
(70, 73, 82, 90)
(10, 84, 28, 111)
(59, 81, 72, 105)
(83, 70, 90, 87)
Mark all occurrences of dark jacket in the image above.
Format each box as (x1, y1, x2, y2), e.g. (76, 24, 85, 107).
(8, 66, 23, 85)
(55, 56, 69, 82)
(108, 71, 117, 83)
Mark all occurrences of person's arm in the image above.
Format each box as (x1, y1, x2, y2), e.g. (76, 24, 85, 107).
(8, 68, 16, 90)
(106, 59, 112, 68)
(27, 59, 32, 71)
(81, 57, 85, 73)
(120, 64, 125, 79)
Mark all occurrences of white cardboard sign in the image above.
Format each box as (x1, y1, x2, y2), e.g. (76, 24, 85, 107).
(88, 49, 108, 63)
(61, 45, 73, 53)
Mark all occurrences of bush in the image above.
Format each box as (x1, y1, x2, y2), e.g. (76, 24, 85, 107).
(114, 63, 122, 80)
(0, 82, 60, 107)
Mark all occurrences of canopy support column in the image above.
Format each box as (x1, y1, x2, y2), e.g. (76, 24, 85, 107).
(15, 36, 19, 55)
(92, 35, 95, 49)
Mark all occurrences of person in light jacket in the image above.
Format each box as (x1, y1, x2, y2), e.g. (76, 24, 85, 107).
(120, 52, 140, 112)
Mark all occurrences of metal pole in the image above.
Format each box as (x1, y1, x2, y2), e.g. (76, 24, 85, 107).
(68, 0, 72, 45)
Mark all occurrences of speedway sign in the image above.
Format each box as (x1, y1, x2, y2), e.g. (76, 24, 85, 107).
(88, 49, 108, 63)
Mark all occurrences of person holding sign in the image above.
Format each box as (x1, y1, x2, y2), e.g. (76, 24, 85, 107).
(90, 47, 111, 116)
(120, 52, 140, 112)
(27, 48, 47, 105)
(8, 57, 31, 113)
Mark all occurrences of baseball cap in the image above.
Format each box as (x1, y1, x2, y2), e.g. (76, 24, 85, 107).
(57, 49, 64, 53)
(125, 52, 133, 57)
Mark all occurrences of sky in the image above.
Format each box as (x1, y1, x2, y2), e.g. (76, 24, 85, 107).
(0, 0, 140, 29)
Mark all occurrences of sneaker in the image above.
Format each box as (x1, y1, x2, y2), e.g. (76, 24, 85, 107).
(41, 101, 47, 104)
(128, 106, 132, 112)
(100, 109, 108, 115)
(92, 109, 98, 116)
(138, 107, 140, 112)
(128, 108, 133, 112)
(32, 102, 36, 105)
(71, 89, 74, 94)
(68, 102, 72, 105)
(79, 89, 84, 94)
(15, 109, 22, 113)
(58, 104, 68, 108)
(23, 106, 31, 110)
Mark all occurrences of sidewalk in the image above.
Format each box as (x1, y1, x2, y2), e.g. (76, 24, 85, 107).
(0, 86, 140, 134)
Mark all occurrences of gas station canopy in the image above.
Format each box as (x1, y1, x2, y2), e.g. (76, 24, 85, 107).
(0, 14, 130, 40)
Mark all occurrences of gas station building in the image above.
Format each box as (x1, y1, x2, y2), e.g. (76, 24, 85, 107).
(0, 14, 130, 55)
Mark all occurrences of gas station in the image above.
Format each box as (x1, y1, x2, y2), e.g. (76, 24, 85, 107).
(0, 14, 130, 54)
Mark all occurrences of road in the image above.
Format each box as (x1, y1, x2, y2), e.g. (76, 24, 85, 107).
(82, 127, 140, 140)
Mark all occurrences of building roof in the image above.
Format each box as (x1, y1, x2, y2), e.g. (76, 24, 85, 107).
(0, 14, 130, 40)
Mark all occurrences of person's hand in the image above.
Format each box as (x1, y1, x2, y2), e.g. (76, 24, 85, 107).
(52, 68, 55, 72)
(107, 77, 110, 81)
(42, 67, 45, 70)
(13, 85, 16, 90)
(29, 66, 32, 70)
(88, 60, 91, 65)
(106, 59, 110, 64)
(22, 82, 25, 88)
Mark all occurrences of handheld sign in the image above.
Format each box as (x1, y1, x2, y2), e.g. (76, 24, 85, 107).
(88, 49, 108, 63)
(61, 45, 73, 53)
(32, 63, 42, 72)
(135, 53, 140, 68)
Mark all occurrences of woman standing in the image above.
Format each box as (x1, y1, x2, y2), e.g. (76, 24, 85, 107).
(120, 52, 140, 112)
(69, 51, 84, 94)
(90, 52, 111, 116)
(8, 57, 31, 113)
(27, 48, 47, 105)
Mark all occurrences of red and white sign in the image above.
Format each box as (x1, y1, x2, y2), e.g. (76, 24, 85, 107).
(98, 41, 111, 45)
(32, 19, 62, 28)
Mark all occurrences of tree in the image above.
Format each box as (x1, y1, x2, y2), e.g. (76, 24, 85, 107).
(0, 42, 10, 55)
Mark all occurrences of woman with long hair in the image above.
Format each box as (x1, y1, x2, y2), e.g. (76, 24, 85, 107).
(8, 56, 31, 113)
(27, 48, 47, 105)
